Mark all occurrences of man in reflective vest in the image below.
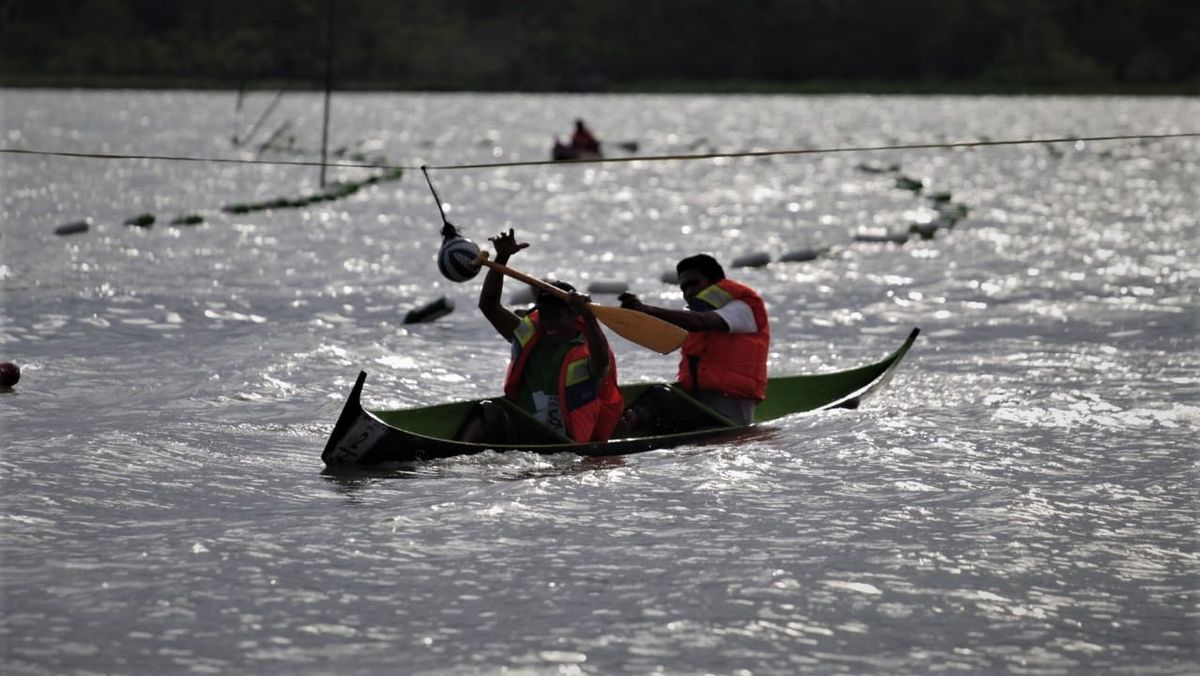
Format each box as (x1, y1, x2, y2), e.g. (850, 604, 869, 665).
(458, 228, 623, 444)
(617, 254, 769, 433)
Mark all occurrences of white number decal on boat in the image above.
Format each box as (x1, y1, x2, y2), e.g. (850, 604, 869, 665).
(330, 416, 386, 464)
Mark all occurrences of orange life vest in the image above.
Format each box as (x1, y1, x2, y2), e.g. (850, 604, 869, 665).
(503, 311, 624, 442)
(677, 279, 770, 401)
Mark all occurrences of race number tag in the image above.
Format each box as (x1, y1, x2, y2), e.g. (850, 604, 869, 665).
(328, 415, 386, 464)
(532, 391, 566, 437)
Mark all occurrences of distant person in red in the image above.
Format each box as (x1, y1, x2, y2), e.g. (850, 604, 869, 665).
(570, 119, 601, 155)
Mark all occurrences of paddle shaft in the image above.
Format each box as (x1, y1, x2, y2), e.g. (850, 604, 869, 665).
(469, 251, 687, 354)
(471, 251, 571, 302)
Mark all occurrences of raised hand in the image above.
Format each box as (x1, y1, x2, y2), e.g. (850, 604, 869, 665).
(489, 228, 529, 260)
(567, 291, 595, 317)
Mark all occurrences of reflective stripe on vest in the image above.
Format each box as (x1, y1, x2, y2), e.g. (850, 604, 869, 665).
(502, 311, 623, 441)
(694, 284, 735, 310)
(563, 357, 598, 411)
(510, 315, 537, 362)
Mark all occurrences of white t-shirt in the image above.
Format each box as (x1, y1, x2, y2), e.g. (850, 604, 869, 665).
(712, 299, 757, 334)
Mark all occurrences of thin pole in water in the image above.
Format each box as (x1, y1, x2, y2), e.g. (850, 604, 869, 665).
(232, 84, 244, 145)
(318, 0, 334, 187)
(235, 87, 286, 147)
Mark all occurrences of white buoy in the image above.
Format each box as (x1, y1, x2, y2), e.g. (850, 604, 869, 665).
(437, 236, 482, 283)
(856, 161, 900, 174)
(731, 252, 770, 268)
(404, 296, 454, 324)
(936, 202, 969, 224)
(908, 222, 939, 240)
(854, 228, 909, 245)
(124, 213, 154, 227)
(586, 280, 629, 295)
(54, 220, 89, 236)
(779, 247, 824, 263)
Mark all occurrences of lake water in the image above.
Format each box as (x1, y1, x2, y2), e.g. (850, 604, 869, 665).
(1, 90, 1197, 674)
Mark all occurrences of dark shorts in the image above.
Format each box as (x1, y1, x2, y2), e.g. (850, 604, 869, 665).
(465, 399, 569, 445)
(625, 385, 741, 436)
(692, 390, 756, 426)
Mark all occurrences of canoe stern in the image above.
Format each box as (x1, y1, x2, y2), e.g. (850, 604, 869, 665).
(321, 372, 391, 465)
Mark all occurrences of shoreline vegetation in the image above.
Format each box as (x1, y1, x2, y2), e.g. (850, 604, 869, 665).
(2, 1, 1197, 98)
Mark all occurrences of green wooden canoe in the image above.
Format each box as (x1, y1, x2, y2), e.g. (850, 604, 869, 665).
(321, 328, 919, 466)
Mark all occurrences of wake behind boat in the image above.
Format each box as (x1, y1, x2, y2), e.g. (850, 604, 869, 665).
(321, 328, 919, 466)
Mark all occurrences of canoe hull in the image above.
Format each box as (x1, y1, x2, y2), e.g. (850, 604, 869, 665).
(321, 328, 919, 466)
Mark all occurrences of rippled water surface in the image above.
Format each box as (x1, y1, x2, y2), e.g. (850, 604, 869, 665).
(2, 91, 1198, 674)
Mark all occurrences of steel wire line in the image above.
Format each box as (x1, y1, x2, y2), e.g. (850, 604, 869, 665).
(2, 132, 1197, 172)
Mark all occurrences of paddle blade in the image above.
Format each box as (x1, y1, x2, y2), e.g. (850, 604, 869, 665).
(589, 304, 687, 354)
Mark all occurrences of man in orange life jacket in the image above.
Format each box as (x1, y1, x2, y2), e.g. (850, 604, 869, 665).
(617, 254, 769, 433)
(458, 228, 623, 444)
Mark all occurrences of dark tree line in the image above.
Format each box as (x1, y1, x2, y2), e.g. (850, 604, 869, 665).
(2, 0, 1197, 91)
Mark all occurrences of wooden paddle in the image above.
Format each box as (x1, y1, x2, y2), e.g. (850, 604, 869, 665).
(471, 251, 687, 354)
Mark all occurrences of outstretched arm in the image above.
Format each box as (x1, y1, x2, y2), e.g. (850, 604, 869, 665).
(570, 292, 611, 379)
(478, 229, 528, 340)
(617, 292, 729, 333)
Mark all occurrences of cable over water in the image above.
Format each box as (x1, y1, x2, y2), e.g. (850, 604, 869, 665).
(3, 132, 1197, 172)
(421, 132, 1200, 170)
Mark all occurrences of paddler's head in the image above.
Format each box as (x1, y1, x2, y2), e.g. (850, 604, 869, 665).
(676, 254, 726, 306)
(535, 281, 581, 344)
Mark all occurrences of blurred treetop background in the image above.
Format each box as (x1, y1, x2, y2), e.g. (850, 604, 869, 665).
(2, 0, 1197, 92)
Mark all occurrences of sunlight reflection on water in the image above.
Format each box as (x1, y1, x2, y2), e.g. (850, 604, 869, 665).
(2, 91, 1198, 674)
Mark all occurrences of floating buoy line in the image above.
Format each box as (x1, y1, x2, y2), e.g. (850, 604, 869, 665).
(6, 130, 1196, 322)
(7, 129, 1191, 235)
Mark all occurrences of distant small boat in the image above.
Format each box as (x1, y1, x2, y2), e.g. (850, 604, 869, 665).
(321, 328, 920, 466)
(552, 139, 603, 161)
